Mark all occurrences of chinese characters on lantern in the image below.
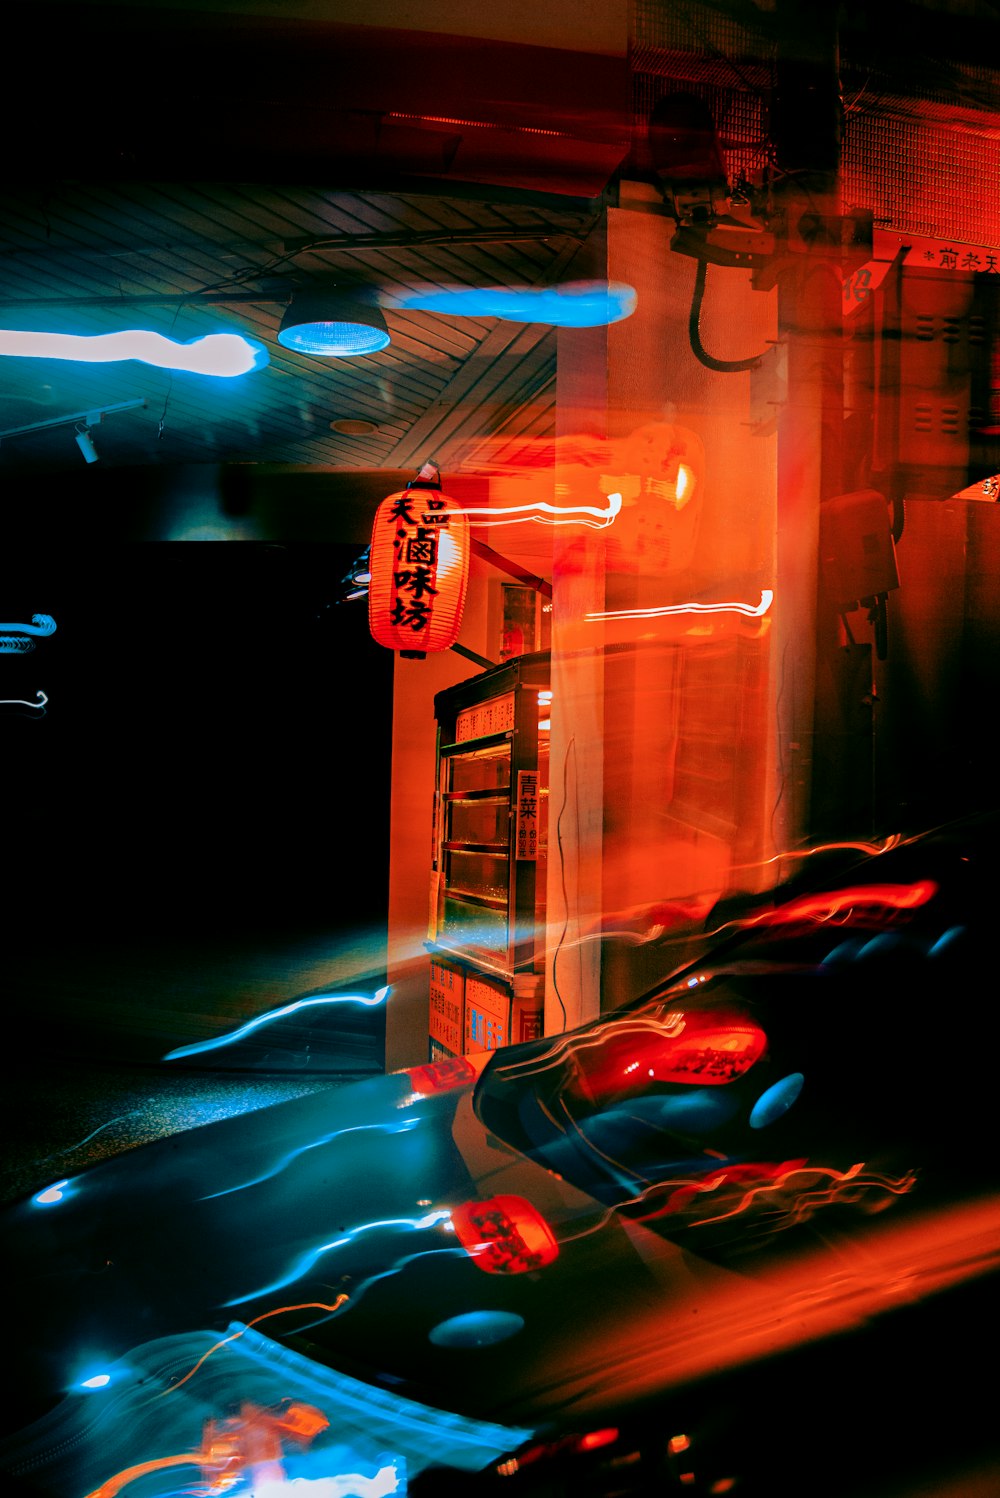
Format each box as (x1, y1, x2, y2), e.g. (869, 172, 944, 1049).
(368, 487, 470, 654)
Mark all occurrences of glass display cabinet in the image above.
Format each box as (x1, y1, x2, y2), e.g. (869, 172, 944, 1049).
(427, 651, 550, 1060)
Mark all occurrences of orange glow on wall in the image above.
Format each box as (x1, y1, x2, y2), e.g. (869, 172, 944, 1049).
(369, 486, 470, 656)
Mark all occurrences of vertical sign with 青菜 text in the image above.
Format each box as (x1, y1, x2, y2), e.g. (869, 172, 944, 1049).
(515, 770, 539, 860)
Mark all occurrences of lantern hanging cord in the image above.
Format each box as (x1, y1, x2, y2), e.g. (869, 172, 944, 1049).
(409, 459, 442, 489)
(689, 257, 764, 374)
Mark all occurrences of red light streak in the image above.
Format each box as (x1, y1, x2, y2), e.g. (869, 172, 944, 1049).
(720, 879, 939, 934)
(386, 111, 565, 138)
(578, 1427, 620, 1452)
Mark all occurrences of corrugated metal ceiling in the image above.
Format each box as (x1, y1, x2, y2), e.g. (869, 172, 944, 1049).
(0, 183, 593, 480)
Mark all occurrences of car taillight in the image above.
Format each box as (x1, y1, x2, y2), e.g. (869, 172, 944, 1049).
(405, 1056, 479, 1095)
(450, 1194, 559, 1274)
(570, 1005, 767, 1104)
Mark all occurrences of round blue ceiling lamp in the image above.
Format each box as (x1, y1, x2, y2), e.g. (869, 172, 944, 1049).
(277, 288, 390, 356)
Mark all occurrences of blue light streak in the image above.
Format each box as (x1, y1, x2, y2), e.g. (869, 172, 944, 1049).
(4, 1327, 532, 1496)
(392, 280, 637, 328)
(0, 614, 57, 653)
(162, 987, 390, 1060)
(201, 1118, 420, 1200)
(0, 328, 269, 376)
(225, 1209, 453, 1305)
(0, 614, 57, 636)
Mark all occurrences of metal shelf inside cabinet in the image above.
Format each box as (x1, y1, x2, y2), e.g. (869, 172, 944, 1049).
(427, 937, 514, 979)
(441, 888, 508, 911)
(442, 788, 509, 803)
(442, 840, 509, 854)
(440, 731, 513, 755)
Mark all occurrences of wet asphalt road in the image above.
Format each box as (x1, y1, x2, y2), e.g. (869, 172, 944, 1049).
(1, 925, 392, 1208)
(0, 1057, 347, 1208)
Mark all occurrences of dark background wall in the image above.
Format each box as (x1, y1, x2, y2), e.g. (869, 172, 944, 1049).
(3, 540, 394, 1059)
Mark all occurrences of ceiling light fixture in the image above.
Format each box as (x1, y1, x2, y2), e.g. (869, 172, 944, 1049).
(277, 290, 390, 357)
(0, 398, 146, 462)
(74, 423, 99, 463)
(329, 418, 379, 435)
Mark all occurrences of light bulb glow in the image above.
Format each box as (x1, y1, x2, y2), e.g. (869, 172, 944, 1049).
(0, 329, 269, 376)
(277, 322, 390, 356)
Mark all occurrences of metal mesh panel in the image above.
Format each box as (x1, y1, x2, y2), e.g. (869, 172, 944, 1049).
(844, 110, 1000, 242)
(629, 0, 1000, 246)
(630, 0, 773, 62)
(632, 70, 770, 183)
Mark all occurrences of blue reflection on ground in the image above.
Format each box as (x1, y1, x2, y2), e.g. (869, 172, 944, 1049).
(0, 1327, 531, 1496)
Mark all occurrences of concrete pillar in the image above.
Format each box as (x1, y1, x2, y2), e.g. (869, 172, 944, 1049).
(770, 0, 847, 852)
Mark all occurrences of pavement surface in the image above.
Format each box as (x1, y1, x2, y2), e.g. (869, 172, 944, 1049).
(0, 1057, 348, 1207)
(2, 923, 392, 1207)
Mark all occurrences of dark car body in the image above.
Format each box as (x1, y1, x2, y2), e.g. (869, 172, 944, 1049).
(3, 815, 999, 1497)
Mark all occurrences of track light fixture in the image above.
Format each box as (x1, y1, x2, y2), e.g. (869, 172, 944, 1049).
(0, 398, 146, 463)
(276, 288, 391, 357)
(74, 423, 99, 463)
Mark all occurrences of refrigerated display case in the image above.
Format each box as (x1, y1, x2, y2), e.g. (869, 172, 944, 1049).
(428, 652, 550, 1060)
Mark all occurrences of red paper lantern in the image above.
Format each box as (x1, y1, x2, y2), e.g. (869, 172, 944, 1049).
(368, 485, 471, 656)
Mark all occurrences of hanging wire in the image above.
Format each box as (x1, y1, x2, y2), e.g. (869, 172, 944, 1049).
(689, 256, 765, 372)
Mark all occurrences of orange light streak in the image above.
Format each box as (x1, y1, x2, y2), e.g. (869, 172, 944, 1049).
(455, 492, 622, 529)
(386, 111, 565, 138)
(586, 588, 774, 622)
(157, 1298, 348, 1397)
(84, 1452, 205, 1498)
(755, 833, 905, 867)
(687, 1161, 918, 1229)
